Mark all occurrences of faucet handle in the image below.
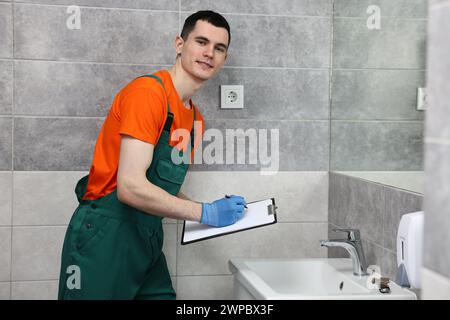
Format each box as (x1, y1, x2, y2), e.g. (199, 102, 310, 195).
(332, 228, 361, 241)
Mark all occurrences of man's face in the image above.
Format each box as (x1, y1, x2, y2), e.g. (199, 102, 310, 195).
(176, 20, 229, 82)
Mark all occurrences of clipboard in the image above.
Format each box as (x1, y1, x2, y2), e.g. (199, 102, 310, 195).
(181, 198, 277, 245)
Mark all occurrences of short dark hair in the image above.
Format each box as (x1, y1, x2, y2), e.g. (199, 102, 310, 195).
(181, 10, 231, 46)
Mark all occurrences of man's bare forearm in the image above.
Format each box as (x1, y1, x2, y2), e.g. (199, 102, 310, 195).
(118, 178, 202, 222)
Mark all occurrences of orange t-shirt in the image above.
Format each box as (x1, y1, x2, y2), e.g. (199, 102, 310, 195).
(82, 70, 204, 200)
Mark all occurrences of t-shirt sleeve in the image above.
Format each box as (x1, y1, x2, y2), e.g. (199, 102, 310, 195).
(118, 87, 166, 145)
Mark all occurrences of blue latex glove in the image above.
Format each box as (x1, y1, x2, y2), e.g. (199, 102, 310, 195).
(201, 195, 247, 227)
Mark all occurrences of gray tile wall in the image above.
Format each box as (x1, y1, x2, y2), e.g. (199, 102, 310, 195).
(0, 3, 13, 59)
(422, 0, 450, 298)
(328, 172, 423, 283)
(1, 0, 331, 299)
(331, 0, 427, 170)
(0, 0, 431, 300)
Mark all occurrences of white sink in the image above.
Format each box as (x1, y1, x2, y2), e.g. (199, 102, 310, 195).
(229, 258, 417, 300)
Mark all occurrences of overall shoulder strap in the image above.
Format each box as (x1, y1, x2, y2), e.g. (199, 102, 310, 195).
(136, 74, 173, 132)
(190, 106, 197, 149)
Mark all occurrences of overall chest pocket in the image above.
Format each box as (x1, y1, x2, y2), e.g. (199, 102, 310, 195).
(151, 158, 188, 195)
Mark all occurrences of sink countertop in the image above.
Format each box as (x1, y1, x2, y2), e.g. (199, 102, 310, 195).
(229, 258, 417, 300)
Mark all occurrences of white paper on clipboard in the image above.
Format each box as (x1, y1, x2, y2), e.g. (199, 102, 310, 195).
(181, 198, 277, 245)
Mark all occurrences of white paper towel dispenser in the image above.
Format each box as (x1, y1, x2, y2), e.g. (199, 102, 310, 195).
(396, 211, 424, 288)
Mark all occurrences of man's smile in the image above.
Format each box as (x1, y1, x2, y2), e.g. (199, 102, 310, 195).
(196, 61, 213, 69)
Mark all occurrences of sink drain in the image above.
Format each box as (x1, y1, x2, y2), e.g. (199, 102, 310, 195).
(339, 281, 344, 290)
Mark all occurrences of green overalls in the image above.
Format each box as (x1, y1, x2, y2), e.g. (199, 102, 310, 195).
(58, 75, 195, 300)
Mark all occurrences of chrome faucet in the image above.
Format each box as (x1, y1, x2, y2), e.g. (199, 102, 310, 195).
(320, 228, 369, 276)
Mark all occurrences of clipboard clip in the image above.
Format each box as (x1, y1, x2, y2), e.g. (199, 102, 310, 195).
(267, 204, 278, 215)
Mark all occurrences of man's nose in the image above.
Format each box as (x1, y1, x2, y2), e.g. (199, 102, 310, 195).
(203, 45, 214, 58)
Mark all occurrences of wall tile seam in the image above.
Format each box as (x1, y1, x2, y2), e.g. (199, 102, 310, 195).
(361, 236, 389, 253)
(13, 2, 334, 19)
(9, 115, 105, 119)
(383, 186, 424, 197)
(382, 246, 396, 256)
(382, 182, 386, 248)
(333, 16, 428, 21)
(9, 222, 178, 227)
(218, 66, 330, 70)
(181, 11, 332, 19)
(10, 225, 67, 229)
(10, 277, 186, 283)
(0, 61, 419, 72)
(6, 116, 329, 121)
(266, 221, 329, 224)
(174, 274, 235, 278)
(2, 117, 426, 122)
(203, 119, 330, 122)
(9, 58, 331, 70)
(188, 170, 330, 172)
(12, 169, 328, 173)
(10, 222, 327, 226)
(10, 0, 15, 300)
(332, 67, 426, 71)
(424, 138, 450, 146)
(180, 222, 327, 225)
(13, 2, 179, 14)
(5, 224, 64, 227)
(329, 174, 421, 189)
(8, 224, 12, 299)
(7, 224, 71, 227)
(327, 0, 335, 174)
(331, 120, 424, 123)
(12, 58, 176, 66)
(177, 0, 181, 35)
(185, 171, 329, 174)
(9, 58, 173, 67)
(8, 170, 88, 173)
(4, 170, 329, 174)
(9, 279, 59, 283)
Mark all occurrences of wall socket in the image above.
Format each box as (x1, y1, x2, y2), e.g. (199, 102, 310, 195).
(221, 85, 244, 109)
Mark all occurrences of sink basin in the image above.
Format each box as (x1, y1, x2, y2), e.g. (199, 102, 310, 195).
(229, 258, 417, 300)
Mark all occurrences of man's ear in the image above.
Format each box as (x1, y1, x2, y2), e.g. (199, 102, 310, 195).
(174, 36, 184, 56)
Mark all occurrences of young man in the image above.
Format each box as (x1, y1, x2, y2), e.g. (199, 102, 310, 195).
(58, 10, 247, 300)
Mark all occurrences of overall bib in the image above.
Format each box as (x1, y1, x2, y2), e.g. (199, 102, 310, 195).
(58, 75, 195, 300)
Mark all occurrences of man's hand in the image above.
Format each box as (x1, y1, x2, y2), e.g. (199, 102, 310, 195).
(200, 195, 247, 227)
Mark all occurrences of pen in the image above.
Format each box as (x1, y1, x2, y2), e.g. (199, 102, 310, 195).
(225, 194, 248, 208)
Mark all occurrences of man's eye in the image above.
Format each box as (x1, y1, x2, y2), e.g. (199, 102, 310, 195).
(197, 40, 206, 45)
(216, 47, 226, 53)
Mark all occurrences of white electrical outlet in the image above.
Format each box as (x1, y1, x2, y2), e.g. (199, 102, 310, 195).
(221, 85, 244, 109)
(417, 87, 427, 111)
